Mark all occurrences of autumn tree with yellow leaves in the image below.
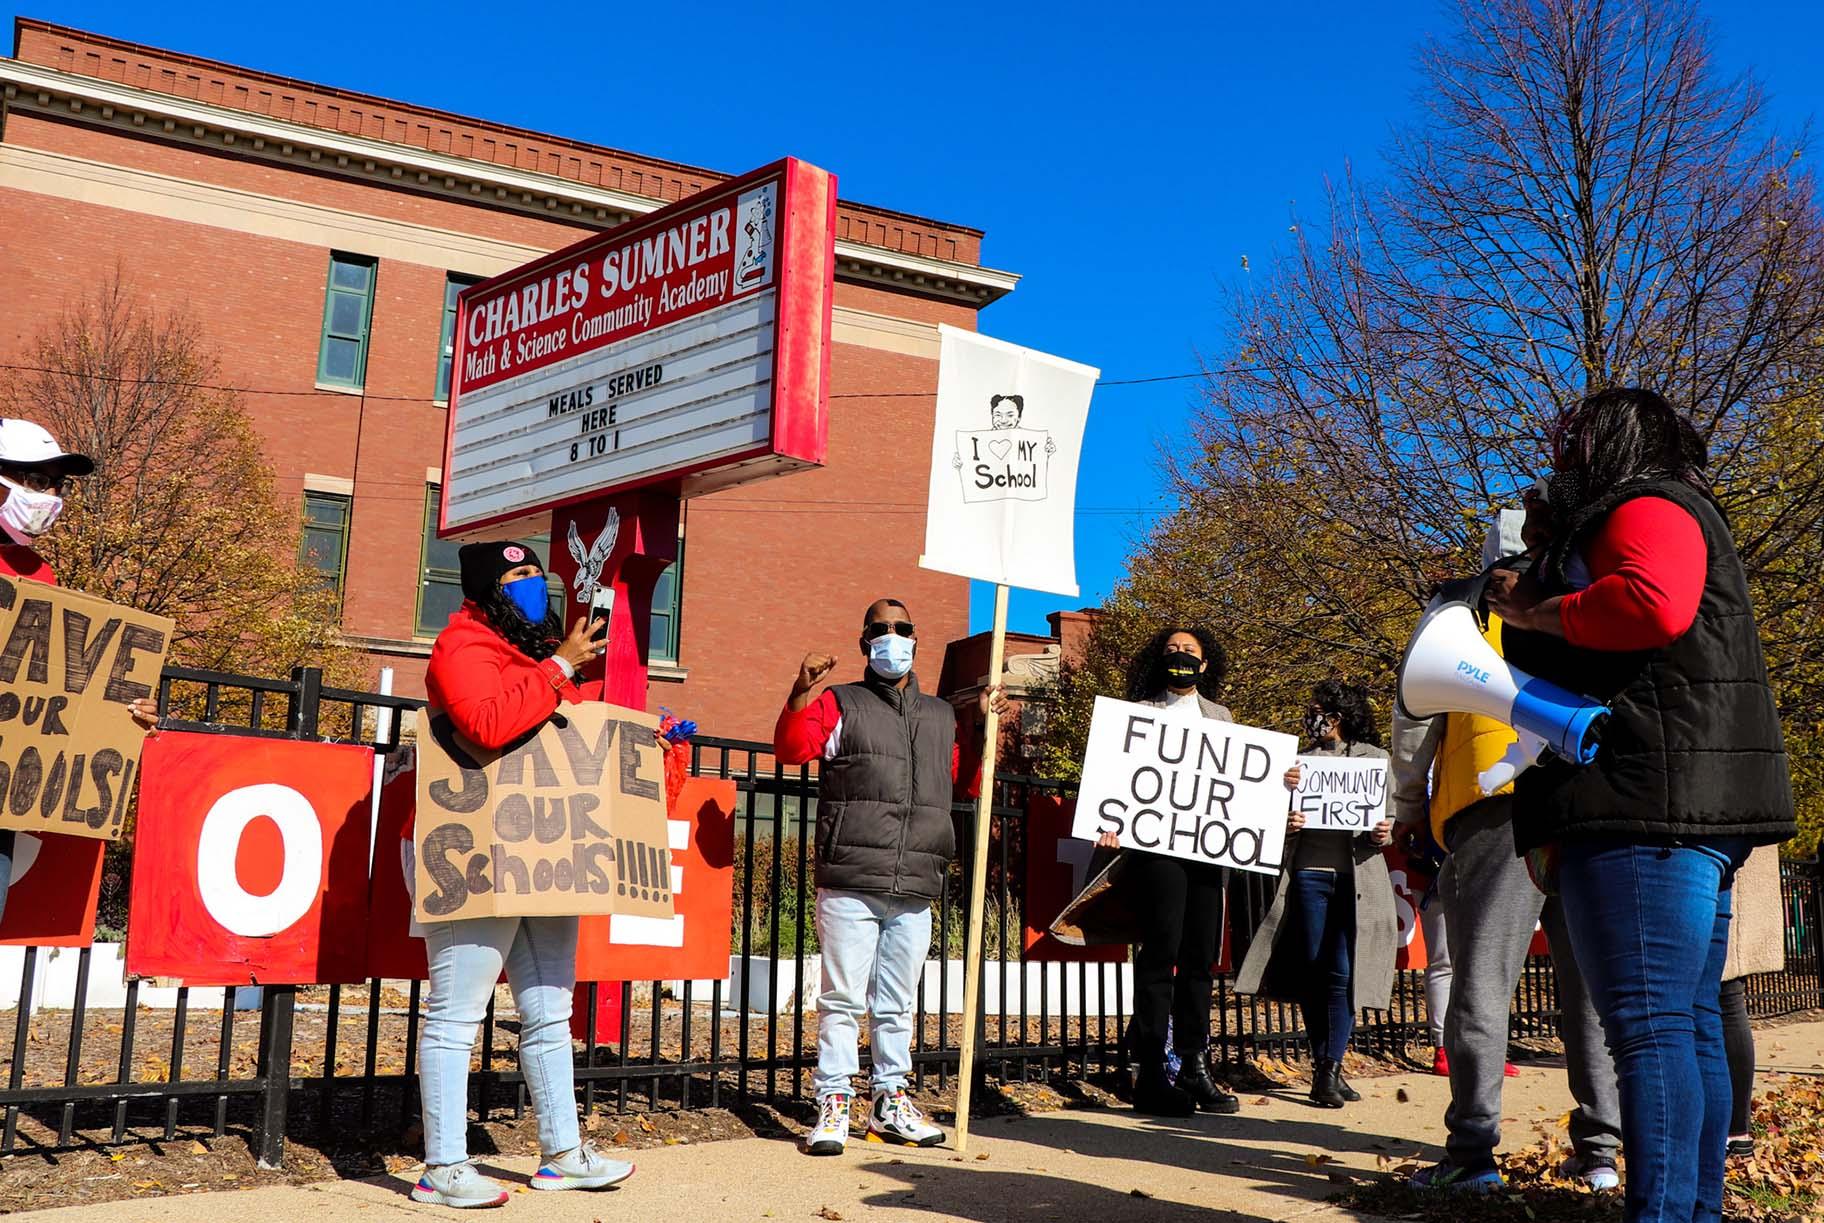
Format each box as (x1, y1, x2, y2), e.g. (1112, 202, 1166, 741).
(1040, 0, 1824, 852)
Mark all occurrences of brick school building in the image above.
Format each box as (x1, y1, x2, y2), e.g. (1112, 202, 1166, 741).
(0, 19, 1017, 740)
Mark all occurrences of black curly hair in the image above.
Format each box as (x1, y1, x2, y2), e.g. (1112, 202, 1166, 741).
(474, 580, 565, 661)
(1125, 625, 1229, 703)
(1309, 679, 1381, 748)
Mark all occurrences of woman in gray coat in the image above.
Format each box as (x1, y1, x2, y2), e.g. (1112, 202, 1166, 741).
(1235, 680, 1397, 1108)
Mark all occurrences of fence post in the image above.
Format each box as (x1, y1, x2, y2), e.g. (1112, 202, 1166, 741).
(1810, 860, 1824, 1010)
(287, 666, 323, 740)
(254, 985, 297, 1169)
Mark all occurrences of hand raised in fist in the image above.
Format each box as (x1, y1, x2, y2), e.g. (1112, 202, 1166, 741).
(795, 651, 837, 693)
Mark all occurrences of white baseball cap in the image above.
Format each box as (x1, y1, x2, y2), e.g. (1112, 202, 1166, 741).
(0, 419, 94, 477)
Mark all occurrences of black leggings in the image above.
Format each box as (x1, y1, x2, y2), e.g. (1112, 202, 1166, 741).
(1719, 977, 1755, 1135)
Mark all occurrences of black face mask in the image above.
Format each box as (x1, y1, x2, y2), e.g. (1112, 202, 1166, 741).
(1162, 649, 1202, 688)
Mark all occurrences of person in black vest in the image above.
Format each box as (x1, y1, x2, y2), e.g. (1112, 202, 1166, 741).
(1489, 388, 1796, 1223)
(774, 598, 1006, 1157)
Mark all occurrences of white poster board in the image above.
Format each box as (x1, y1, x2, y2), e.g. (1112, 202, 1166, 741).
(918, 325, 1095, 597)
(1069, 697, 1298, 875)
(1292, 756, 1389, 832)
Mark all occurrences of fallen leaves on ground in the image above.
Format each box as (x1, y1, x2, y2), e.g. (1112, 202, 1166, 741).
(1338, 1074, 1824, 1223)
(815, 1208, 844, 1220)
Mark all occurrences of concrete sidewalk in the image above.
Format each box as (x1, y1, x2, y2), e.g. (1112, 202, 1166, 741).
(18, 1020, 1824, 1223)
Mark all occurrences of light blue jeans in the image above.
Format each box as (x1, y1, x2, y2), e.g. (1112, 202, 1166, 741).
(814, 888, 932, 1099)
(419, 915, 580, 1166)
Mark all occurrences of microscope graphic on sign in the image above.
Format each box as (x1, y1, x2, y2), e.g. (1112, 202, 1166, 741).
(734, 184, 776, 291)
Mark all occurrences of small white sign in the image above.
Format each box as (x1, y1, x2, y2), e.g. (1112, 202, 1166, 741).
(1069, 696, 1298, 875)
(1292, 757, 1389, 832)
(919, 326, 1095, 597)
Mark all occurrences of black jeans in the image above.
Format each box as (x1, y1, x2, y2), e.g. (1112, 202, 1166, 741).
(1719, 977, 1754, 1135)
(1123, 855, 1226, 1065)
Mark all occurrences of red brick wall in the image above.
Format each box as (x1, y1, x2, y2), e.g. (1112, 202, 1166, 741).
(0, 94, 988, 743)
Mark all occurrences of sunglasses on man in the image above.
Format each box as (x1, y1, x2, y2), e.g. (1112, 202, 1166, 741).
(862, 620, 915, 641)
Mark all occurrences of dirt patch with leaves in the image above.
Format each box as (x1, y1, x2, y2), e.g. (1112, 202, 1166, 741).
(1337, 1072, 1824, 1223)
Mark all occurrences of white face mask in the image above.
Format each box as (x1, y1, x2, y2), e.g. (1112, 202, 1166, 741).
(0, 476, 63, 543)
(867, 633, 916, 679)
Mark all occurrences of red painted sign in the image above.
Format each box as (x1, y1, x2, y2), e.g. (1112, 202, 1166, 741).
(573, 776, 736, 982)
(442, 158, 836, 533)
(0, 832, 102, 947)
(1021, 795, 1128, 965)
(126, 733, 375, 986)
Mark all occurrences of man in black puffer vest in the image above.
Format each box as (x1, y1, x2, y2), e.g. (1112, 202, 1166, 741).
(1488, 388, 1794, 1223)
(775, 598, 1005, 1157)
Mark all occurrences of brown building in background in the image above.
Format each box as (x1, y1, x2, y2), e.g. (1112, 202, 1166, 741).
(941, 609, 1100, 776)
(0, 19, 1018, 741)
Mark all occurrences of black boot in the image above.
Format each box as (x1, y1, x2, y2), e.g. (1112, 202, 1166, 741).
(1335, 1065, 1361, 1103)
(1308, 1059, 1346, 1109)
(1132, 1063, 1196, 1117)
(1176, 1058, 1241, 1114)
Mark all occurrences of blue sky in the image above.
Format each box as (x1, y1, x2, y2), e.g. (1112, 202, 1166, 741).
(6, 1, 1821, 635)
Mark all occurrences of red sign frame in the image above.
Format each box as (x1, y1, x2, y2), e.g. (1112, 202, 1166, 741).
(440, 157, 835, 535)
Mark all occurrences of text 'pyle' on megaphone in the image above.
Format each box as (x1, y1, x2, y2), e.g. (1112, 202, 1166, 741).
(1397, 600, 1609, 796)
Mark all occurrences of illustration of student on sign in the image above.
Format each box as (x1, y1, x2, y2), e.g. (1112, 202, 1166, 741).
(951, 393, 1058, 502)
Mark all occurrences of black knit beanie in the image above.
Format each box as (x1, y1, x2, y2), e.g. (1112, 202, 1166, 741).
(458, 540, 544, 602)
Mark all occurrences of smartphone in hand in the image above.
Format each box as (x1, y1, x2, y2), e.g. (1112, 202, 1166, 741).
(588, 583, 615, 642)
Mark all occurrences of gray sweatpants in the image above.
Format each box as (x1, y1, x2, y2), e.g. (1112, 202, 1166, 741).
(1439, 799, 1620, 1163)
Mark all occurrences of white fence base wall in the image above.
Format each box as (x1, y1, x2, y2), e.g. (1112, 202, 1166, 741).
(0, 944, 262, 1014)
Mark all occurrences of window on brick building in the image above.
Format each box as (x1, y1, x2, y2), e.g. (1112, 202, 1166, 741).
(415, 491, 566, 637)
(435, 274, 481, 402)
(318, 253, 377, 389)
(649, 542, 684, 663)
(415, 486, 463, 637)
(299, 491, 351, 610)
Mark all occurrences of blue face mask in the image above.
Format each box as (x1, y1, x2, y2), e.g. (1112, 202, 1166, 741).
(867, 633, 916, 679)
(501, 574, 550, 624)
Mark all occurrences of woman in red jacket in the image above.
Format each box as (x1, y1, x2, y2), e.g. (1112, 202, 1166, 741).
(410, 540, 632, 1210)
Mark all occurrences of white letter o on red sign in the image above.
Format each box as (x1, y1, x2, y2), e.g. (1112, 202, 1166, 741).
(195, 784, 323, 938)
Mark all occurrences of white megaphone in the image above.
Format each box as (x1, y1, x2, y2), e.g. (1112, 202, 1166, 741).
(1397, 598, 1609, 796)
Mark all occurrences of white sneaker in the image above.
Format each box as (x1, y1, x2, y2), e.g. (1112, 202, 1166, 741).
(868, 1088, 945, 1148)
(531, 1141, 635, 1191)
(807, 1092, 852, 1156)
(1560, 1153, 1621, 1192)
(410, 1161, 511, 1209)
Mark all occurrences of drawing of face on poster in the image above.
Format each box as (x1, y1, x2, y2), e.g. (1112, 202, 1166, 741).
(949, 392, 1061, 503)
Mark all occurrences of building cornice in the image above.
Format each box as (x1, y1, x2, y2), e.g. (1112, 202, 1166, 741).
(0, 59, 1020, 306)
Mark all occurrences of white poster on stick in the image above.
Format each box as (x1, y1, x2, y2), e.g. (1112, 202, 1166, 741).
(1069, 696, 1298, 875)
(1292, 757, 1389, 832)
(918, 325, 1096, 597)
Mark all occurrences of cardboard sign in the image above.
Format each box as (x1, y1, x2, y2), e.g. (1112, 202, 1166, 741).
(574, 776, 737, 982)
(0, 831, 103, 947)
(0, 577, 171, 841)
(1020, 794, 1126, 963)
(1293, 757, 1389, 832)
(1070, 696, 1297, 876)
(126, 732, 375, 985)
(919, 327, 1096, 597)
(413, 702, 676, 923)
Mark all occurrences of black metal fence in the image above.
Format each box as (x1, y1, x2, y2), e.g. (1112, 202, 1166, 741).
(2, 666, 1820, 1167)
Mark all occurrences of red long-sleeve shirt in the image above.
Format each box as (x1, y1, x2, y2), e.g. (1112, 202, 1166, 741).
(774, 688, 978, 796)
(1558, 496, 1707, 651)
(0, 544, 55, 584)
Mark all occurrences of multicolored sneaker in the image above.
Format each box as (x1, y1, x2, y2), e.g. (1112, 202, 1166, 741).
(807, 1092, 852, 1156)
(410, 1161, 511, 1208)
(1410, 1159, 1506, 1194)
(530, 1142, 635, 1191)
(1559, 1153, 1620, 1192)
(867, 1088, 945, 1147)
